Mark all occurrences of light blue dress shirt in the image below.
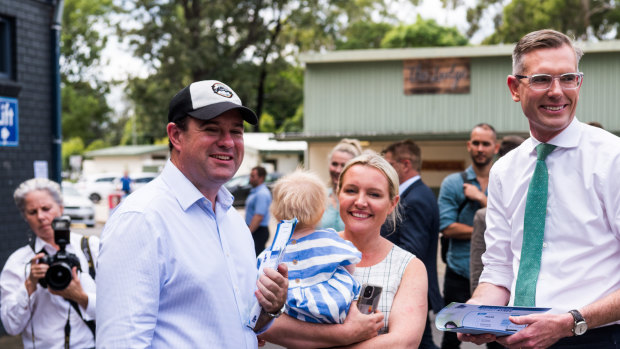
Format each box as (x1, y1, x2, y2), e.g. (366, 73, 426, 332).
(245, 183, 271, 227)
(438, 166, 484, 279)
(96, 160, 261, 348)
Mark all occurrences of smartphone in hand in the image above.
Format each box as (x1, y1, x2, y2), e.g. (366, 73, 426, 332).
(357, 284, 382, 314)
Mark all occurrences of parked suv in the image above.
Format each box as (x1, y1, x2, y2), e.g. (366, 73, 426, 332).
(76, 173, 122, 203)
(62, 182, 96, 227)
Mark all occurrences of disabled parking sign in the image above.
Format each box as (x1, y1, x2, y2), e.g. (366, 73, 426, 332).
(0, 97, 18, 147)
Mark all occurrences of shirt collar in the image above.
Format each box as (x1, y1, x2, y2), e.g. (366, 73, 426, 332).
(161, 160, 233, 212)
(526, 117, 582, 154)
(399, 175, 420, 195)
(250, 183, 267, 193)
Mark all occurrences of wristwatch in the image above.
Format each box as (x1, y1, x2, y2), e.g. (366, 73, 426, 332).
(568, 309, 587, 336)
(266, 307, 284, 319)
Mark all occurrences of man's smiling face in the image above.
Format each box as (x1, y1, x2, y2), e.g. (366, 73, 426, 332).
(508, 44, 581, 142)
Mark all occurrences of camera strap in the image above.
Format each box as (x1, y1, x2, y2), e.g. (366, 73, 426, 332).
(69, 299, 96, 339)
(80, 236, 96, 280)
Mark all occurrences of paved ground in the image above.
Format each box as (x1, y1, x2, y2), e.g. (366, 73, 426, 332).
(0, 205, 484, 348)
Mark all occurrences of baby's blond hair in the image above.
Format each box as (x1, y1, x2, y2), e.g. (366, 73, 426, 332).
(270, 169, 327, 229)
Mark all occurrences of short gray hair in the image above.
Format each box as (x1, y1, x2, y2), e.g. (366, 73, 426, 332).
(14, 178, 63, 216)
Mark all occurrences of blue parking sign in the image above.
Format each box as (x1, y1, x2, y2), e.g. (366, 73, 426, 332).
(0, 97, 18, 147)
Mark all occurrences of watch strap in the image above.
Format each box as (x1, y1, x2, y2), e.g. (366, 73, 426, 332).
(266, 307, 284, 319)
(568, 309, 587, 335)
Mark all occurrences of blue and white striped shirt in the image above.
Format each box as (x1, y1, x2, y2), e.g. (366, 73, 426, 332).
(277, 229, 361, 324)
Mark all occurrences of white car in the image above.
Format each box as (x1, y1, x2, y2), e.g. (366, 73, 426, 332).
(76, 172, 122, 203)
(127, 172, 158, 192)
(62, 183, 96, 227)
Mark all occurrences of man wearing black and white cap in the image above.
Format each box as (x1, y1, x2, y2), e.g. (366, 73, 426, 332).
(97, 80, 289, 348)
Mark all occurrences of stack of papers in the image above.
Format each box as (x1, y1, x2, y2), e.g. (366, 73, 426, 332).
(435, 302, 551, 336)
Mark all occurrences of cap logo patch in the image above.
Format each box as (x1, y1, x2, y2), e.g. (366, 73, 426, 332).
(212, 83, 233, 98)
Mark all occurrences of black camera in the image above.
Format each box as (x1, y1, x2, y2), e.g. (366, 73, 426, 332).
(38, 216, 81, 290)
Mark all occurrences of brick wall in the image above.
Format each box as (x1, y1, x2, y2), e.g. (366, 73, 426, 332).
(0, 0, 54, 336)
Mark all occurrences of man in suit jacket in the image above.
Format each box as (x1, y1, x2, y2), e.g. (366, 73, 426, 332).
(382, 139, 442, 349)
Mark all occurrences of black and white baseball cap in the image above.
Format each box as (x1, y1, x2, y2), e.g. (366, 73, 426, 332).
(168, 80, 258, 125)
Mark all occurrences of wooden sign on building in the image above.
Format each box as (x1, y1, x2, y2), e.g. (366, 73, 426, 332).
(403, 58, 470, 94)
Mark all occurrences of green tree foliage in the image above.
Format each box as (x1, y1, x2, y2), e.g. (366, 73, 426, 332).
(278, 104, 304, 133)
(115, 0, 470, 139)
(61, 0, 113, 148)
(61, 81, 111, 146)
(462, 0, 620, 43)
(62, 137, 85, 170)
(259, 112, 277, 133)
(336, 21, 393, 49)
(381, 15, 468, 48)
(84, 139, 109, 152)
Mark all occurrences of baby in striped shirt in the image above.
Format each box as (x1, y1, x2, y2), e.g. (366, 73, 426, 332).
(262, 169, 362, 324)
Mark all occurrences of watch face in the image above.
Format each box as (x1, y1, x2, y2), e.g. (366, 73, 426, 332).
(574, 322, 587, 335)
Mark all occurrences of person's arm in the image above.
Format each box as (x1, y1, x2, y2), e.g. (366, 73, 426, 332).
(248, 214, 264, 233)
(96, 212, 161, 348)
(463, 183, 487, 207)
(494, 274, 620, 348)
(438, 175, 472, 240)
(50, 267, 88, 308)
(442, 222, 473, 240)
(259, 302, 384, 348)
(342, 258, 428, 349)
(457, 282, 510, 345)
(0, 252, 40, 336)
(469, 208, 487, 293)
(249, 189, 270, 233)
(252, 264, 289, 332)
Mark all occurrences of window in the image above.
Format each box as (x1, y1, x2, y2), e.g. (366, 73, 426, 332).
(0, 16, 15, 80)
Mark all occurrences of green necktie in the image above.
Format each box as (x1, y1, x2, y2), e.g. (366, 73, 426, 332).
(513, 143, 556, 307)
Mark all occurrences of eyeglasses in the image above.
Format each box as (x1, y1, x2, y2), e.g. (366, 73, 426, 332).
(514, 72, 583, 90)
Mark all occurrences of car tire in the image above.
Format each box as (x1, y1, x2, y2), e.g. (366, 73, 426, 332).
(89, 193, 101, 203)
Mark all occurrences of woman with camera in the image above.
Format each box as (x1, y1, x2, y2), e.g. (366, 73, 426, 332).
(260, 153, 428, 348)
(0, 178, 98, 349)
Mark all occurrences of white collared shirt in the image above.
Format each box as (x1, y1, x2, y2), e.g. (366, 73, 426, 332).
(0, 234, 98, 349)
(480, 118, 620, 321)
(96, 160, 260, 348)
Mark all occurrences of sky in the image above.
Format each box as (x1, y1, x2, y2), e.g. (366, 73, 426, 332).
(100, 0, 493, 116)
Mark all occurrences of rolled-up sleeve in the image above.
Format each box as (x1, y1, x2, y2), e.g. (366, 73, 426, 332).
(438, 173, 461, 232)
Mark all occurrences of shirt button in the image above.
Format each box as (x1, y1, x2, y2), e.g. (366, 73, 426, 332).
(290, 240, 297, 245)
(292, 259, 298, 265)
(542, 242, 548, 248)
(295, 278, 300, 284)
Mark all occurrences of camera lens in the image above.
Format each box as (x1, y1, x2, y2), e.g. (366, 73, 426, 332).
(45, 262, 73, 290)
(363, 286, 373, 298)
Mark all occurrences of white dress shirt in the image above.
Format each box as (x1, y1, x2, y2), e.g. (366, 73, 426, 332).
(96, 160, 261, 348)
(480, 118, 620, 321)
(0, 233, 98, 349)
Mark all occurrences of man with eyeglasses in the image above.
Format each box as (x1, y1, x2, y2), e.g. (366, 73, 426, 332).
(381, 139, 442, 349)
(459, 29, 620, 348)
